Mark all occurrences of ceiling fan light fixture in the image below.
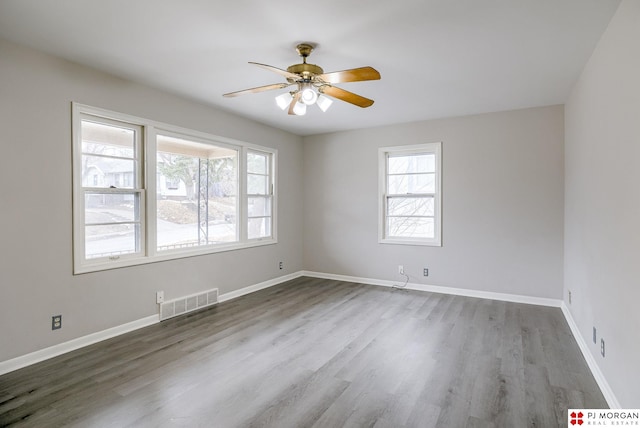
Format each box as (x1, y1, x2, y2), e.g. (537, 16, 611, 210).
(293, 101, 307, 116)
(223, 42, 381, 115)
(316, 94, 333, 112)
(275, 92, 293, 110)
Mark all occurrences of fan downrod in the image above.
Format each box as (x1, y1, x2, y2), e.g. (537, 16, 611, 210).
(288, 43, 323, 78)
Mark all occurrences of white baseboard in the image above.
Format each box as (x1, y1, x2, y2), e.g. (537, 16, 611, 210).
(561, 303, 621, 409)
(0, 271, 304, 376)
(218, 271, 303, 303)
(0, 315, 159, 376)
(301, 270, 562, 307)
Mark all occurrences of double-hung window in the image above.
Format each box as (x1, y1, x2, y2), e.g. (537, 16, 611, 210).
(76, 116, 145, 262)
(379, 142, 442, 246)
(72, 104, 276, 273)
(246, 150, 274, 240)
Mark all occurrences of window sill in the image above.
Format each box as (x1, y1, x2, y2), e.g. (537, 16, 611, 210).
(74, 238, 277, 275)
(378, 238, 442, 247)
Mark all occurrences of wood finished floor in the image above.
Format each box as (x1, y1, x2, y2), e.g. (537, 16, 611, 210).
(0, 277, 607, 427)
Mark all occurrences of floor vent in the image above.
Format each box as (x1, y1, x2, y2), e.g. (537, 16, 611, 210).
(159, 288, 219, 321)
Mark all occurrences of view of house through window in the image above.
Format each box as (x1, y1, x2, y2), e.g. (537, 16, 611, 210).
(156, 134, 238, 251)
(80, 119, 143, 260)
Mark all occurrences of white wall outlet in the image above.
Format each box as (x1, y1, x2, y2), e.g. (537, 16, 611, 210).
(398, 265, 404, 275)
(156, 291, 164, 304)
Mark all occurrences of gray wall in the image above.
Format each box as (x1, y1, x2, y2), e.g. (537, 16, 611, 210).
(303, 105, 565, 299)
(564, 0, 640, 407)
(0, 39, 304, 362)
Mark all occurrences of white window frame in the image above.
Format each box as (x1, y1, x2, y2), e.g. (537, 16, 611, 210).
(246, 149, 276, 242)
(72, 103, 277, 274)
(378, 142, 442, 246)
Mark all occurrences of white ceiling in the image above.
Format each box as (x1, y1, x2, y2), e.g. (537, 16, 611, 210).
(0, 0, 621, 136)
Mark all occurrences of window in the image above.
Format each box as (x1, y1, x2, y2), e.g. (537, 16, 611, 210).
(247, 150, 273, 240)
(77, 117, 145, 261)
(379, 142, 442, 246)
(156, 133, 239, 251)
(72, 104, 277, 273)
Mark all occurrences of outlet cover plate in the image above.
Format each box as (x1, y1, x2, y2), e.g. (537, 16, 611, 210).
(52, 315, 62, 330)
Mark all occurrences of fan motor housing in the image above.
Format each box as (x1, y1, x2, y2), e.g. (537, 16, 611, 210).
(287, 63, 324, 78)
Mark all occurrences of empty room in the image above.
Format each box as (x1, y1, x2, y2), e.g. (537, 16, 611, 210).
(0, 0, 638, 426)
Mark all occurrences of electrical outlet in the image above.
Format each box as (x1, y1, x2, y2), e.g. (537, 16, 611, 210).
(593, 327, 597, 344)
(52, 315, 62, 330)
(568, 290, 572, 304)
(398, 265, 404, 275)
(156, 291, 164, 304)
(601, 338, 605, 357)
(279, 261, 283, 270)
(423, 268, 429, 276)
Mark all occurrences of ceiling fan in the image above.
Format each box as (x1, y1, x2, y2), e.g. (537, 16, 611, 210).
(223, 43, 381, 116)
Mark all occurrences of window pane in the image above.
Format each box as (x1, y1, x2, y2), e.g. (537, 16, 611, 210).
(248, 152, 268, 174)
(156, 137, 238, 251)
(388, 173, 435, 194)
(85, 193, 138, 224)
(85, 224, 139, 259)
(209, 158, 238, 198)
(81, 120, 135, 158)
(388, 197, 434, 217)
(387, 217, 435, 239)
(388, 154, 435, 174)
(248, 174, 268, 195)
(248, 217, 271, 239)
(82, 155, 135, 189)
(248, 197, 271, 217)
(157, 152, 199, 199)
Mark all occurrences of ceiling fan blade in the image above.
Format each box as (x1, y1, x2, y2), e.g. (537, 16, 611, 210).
(318, 66, 380, 84)
(319, 85, 375, 108)
(223, 83, 292, 97)
(249, 62, 300, 80)
(288, 92, 302, 115)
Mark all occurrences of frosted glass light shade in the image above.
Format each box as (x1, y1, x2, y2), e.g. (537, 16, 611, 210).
(293, 102, 307, 115)
(300, 87, 318, 105)
(316, 95, 333, 112)
(275, 92, 293, 110)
